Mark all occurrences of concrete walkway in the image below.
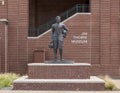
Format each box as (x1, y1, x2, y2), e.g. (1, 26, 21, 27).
(113, 79, 120, 89)
(0, 89, 120, 93)
(0, 79, 120, 93)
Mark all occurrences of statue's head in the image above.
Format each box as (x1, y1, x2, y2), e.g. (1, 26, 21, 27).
(56, 16, 61, 23)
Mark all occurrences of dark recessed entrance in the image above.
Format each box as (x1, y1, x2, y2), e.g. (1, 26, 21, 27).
(29, 0, 90, 36)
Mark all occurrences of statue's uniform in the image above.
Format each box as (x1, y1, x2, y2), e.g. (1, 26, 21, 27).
(51, 23, 68, 49)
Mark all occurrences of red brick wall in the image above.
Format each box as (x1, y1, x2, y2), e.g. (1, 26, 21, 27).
(110, 0, 120, 65)
(28, 14, 91, 63)
(0, 0, 8, 72)
(91, 0, 120, 77)
(0, 33, 1, 72)
(7, 0, 29, 73)
(90, 0, 101, 65)
(0, 0, 120, 77)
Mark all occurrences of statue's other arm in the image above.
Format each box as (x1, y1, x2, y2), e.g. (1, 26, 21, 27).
(63, 24, 69, 38)
(63, 24, 68, 32)
(51, 25, 54, 41)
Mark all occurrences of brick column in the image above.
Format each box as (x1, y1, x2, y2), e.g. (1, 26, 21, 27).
(0, 0, 8, 72)
(91, 0, 101, 64)
(0, 35, 1, 72)
(8, 0, 29, 73)
(100, 0, 111, 65)
(4, 23, 8, 72)
(110, 0, 120, 65)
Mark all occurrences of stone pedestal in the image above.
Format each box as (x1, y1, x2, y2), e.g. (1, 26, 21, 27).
(44, 60, 74, 64)
(13, 76, 105, 91)
(13, 62, 105, 90)
(28, 63, 91, 79)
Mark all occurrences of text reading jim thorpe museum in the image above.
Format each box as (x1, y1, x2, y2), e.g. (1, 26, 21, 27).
(71, 32, 88, 44)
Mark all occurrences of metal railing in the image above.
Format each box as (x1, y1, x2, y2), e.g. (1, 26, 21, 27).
(29, 4, 90, 37)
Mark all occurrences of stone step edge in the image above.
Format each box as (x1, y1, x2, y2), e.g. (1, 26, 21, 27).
(13, 76, 105, 84)
(28, 63, 91, 66)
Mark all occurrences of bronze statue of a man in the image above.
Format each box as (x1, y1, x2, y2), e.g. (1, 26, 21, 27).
(51, 16, 68, 61)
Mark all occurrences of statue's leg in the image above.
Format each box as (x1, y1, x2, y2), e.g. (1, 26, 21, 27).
(59, 48, 63, 61)
(59, 40, 64, 61)
(53, 40, 58, 61)
(53, 48, 57, 61)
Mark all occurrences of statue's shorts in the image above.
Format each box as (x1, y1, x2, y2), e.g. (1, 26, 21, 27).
(53, 40, 63, 49)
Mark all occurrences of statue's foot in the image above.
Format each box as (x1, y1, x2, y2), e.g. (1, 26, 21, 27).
(60, 59, 64, 61)
(54, 59, 57, 62)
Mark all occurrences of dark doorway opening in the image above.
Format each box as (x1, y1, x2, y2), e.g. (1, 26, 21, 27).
(29, 0, 90, 36)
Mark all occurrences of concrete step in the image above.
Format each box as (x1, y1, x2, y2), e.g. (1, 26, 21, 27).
(13, 76, 105, 90)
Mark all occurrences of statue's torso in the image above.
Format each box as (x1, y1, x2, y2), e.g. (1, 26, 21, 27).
(52, 23, 64, 35)
(52, 23, 64, 41)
